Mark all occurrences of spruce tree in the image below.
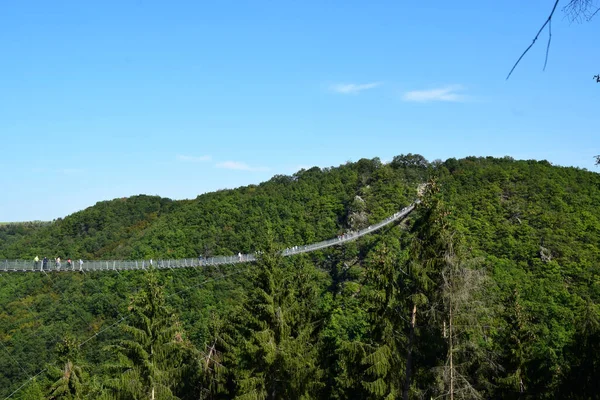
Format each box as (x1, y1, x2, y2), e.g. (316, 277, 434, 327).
(358, 235, 410, 400)
(47, 335, 87, 400)
(231, 247, 324, 400)
(408, 180, 494, 399)
(103, 272, 193, 400)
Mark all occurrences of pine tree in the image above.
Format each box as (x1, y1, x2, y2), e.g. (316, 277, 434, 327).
(438, 241, 492, 399)
(103, 272, 193, 400)
(358, 235, 409, 400)
(402, 179, 447, 399)
(18, 378, 45, 400)
(496, 288, 536, 398)
(197, 312, 228, 400)
(231, 247, 324, 400)
(47, 336, 87, 400)
(408, 180, 495, 399)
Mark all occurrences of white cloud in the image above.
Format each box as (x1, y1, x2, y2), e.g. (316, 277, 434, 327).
(215, 161, 269, 172)
(402, 85, 468, 103)
(330, 82, 382, 94)
(176, 154, 212, 162)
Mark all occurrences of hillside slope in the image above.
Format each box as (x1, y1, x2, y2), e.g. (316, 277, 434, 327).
(0, 156, 426, 260)
(1, 155, 599, 399)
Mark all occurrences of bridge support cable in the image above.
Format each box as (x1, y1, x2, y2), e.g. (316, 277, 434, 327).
(0, 202, 419, 274)
(0, 339, 33, 384)
(3, 368, 48, 400)
(1, 203, 420, 399)
(0, 274, 74, 399)
(75, 263, 250, 353)
(0, 269, 138, 400)
(165, 262, 251, 302)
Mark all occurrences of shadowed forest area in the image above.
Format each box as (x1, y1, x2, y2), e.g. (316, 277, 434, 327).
(1, 155, 599, 399)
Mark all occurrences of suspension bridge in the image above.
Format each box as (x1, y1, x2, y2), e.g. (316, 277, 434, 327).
(1, 201, 419, 273)
(0, 201, 421, 399)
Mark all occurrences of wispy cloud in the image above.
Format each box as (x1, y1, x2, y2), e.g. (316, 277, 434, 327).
(330, 82, 382, 94)
(176, 154, 212, 162)
(215, 161, 269, 172)
(402, 85, 468, 103)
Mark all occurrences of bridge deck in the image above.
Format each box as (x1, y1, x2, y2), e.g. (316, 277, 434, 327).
(1, 202, 418, 273)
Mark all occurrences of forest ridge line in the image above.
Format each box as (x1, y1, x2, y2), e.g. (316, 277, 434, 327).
(1, 202, 419, 273)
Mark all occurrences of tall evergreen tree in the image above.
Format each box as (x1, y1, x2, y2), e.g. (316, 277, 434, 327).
(231, 247, 324, 400)
(403, 180, 447, 399)
(437, 242, 494, 399)
(103, 272, 193, 400)
(197, 312, 228, 400)
(357, 236, 410, 400)
(47, 336, 87, 400)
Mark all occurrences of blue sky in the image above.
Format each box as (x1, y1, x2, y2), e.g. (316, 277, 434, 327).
(1, 0, 598, 221)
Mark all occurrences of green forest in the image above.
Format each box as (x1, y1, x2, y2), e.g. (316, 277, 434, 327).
(1, 155, 599, 399)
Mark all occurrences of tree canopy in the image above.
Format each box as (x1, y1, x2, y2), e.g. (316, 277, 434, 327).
(1, 155, 600, 399)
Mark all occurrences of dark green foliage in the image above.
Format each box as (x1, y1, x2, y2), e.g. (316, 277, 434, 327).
(0, 195, 173, 260)
(0, 158, 418, 260)
(435, 156, 600, 399)
(102, 272, 194, 399)
(1, 155, 599, 399)
(227, 247, 327, 399)
(0, 221, 50, 251)
(47, 336, 88, 399)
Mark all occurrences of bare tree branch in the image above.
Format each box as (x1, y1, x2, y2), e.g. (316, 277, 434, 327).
(507, 0, 560, 80)
(543, 19, 553, 71)
(564, 0, 600, 21)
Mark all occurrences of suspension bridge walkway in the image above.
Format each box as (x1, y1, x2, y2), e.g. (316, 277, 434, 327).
(0, 201, 422, 399)
(1, 202, 419, 273)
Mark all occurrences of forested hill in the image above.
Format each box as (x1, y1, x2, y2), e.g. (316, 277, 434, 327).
(1, 155, 600, 399)
(0, 155, 426, 260)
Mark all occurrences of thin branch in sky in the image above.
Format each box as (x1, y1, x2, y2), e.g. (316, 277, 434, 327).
(563, 0, 600, 21)
(543, 19, 552, 71)
(506, 0, 560, 80)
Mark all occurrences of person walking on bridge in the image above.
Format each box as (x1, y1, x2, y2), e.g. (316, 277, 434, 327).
(42, 257, 48, 272)
(34, 256, 39, 270)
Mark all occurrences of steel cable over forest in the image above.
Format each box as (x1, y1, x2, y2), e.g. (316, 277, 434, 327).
(1, 201, 419, 273)
(1, 202, 420, 399)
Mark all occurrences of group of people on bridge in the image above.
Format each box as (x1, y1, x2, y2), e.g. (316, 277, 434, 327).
(33, 255, 83, 272)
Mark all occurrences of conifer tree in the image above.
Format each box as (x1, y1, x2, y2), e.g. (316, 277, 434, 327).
(358, 235, 409, 400)
(408, 179, 494, 399)
(496, 288, 537, 398)
(232, 247, 324, 400)
(47, 335, 87, 400)
(437, 241, 492, 399)
(19, 378, 45, 400)
(103, 272, 192, 400)
(197, 312, 228, 400)
(403, 179, 447, 399)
